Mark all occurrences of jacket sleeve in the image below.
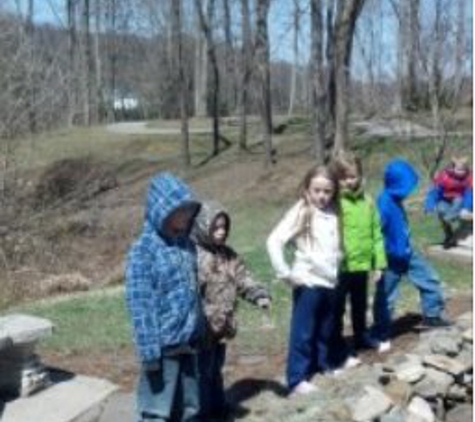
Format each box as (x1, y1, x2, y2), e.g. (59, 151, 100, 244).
(125, 248, 162, 363)
(266, 201, 303, 280)
(462, 188, 473, 212)
(371, 202, 387, 270)
(424, 185, 442, 214)
(234, 256, 271, 305)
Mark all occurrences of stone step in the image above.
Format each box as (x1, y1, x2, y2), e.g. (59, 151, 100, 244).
(427, 245, 472, 265)
(96, 392, 134, 422)
(1, 372, 119, 422)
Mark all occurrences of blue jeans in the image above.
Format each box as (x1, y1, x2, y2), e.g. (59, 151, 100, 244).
(372, 250, 445, 341)
(437, 197, 463, 222)
(287, 286, 336, 390)
(136, 354, 200, 422)
(198, 342, 227, 419)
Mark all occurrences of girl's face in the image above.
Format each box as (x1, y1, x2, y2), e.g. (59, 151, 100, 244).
(339, 169, 361, 193)
(306, 175, 335, 210)
(211, 215, 228, 245)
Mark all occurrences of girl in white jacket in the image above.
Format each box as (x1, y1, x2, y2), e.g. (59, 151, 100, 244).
(267, 165, 342, 396)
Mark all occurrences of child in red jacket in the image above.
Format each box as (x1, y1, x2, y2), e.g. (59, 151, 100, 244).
(425, 157, 472, 248)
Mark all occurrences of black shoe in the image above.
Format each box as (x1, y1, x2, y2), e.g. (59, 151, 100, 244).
(354, 336, 380, 351)
(422, 316, 452, 328)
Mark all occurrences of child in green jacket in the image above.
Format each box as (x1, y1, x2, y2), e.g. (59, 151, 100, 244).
(330, 151, 387, 367)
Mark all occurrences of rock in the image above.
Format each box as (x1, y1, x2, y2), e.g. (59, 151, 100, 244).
(394, 361, 426, 383)
(457, 344, 473, 370)
(422, 329, 462, 357)
(447, 384, 467, 401)
(380, 406, 407, 422)
(407, 397, 435, 422)
(455, 312, 473, 331)
(0, 314, 53, 345)
(383, 379, 412, 406)
(413, 368, 454, 399)
(445, 403, 473, 422)
(462, 328, 472, 343)
(350, 386, 393, 422)
(423, 354, 469, 376)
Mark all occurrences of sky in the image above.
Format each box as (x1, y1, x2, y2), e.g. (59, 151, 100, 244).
(5, 0, 473, 76)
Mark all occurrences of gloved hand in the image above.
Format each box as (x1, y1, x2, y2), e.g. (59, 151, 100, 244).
(143, 359, 161, 373)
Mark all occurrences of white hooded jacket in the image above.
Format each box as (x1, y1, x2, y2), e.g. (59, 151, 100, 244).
(267, 199, 341, 289)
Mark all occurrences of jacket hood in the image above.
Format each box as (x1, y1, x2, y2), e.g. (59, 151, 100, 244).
(384, 159, 419, 200)
(145, 172, 199, 237)
(192, 200, 230, 248)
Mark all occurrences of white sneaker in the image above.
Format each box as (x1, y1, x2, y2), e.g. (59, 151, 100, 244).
(290, 381, 318, 396)
(343, 356, 362, 369)
(378, 341, 391, 353)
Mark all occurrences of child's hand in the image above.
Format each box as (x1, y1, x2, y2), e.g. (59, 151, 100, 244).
(257, 297, 271, 310)
(370, 270, 383, 284)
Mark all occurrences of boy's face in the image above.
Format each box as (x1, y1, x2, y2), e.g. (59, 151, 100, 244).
(211, 215, 228, 245)
(339, 169, 361, 193)
(165, 206, 197, 238)
(453, 163, 468, 179)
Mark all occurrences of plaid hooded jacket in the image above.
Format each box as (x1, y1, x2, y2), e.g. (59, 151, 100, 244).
(125, 173, 202, 364)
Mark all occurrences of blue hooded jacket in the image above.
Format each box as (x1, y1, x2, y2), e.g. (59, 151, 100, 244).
(377, 160, 419, 271)
(125, 173, 202, 364)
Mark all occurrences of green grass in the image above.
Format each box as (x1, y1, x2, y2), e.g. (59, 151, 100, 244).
(4, 115, 473, 357)
(12, 289, 131, 354)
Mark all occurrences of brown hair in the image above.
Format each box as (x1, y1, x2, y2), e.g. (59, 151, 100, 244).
(330, 150, 363, 180)
(296, 165, 339, 240)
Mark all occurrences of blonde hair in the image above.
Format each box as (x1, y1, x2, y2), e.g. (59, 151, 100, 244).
(330, 150, 363, 180)
(296, 165, 339, 240)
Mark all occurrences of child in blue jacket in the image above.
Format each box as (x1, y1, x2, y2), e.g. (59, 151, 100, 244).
(126, 173, 202, 422)
(372, 160, 451, 353)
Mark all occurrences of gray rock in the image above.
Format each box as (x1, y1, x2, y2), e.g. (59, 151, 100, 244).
(0, 314, 53, 346)
(413, 368, 454, 399)
(445, 403, 473, 422)
(394, 361, 426, 383)
(423, 354, 469, 376)
(381, 407, 407, 422)
(383, 379, 412, 406)
(455, 312, 473, 331)
(419, 328, 462, 357)
(447, 384, 467, 401)
(407, 397, 435, 422)
(462, 328, 472, 343)
(457, 345, 473, 371)
(349, 386, 393, 422)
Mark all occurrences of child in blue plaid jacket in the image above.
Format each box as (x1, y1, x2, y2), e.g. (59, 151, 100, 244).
(126, 173, 203, 422)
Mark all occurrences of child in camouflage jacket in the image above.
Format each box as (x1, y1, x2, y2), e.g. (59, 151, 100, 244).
(192, 201, 271, 421)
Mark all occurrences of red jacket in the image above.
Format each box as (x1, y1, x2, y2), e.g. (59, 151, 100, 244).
(434, 168, 472, 201)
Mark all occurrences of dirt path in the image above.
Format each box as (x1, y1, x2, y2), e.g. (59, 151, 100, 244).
(106, 121, 212, 135)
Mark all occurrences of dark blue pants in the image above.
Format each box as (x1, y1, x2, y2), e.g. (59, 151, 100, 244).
(287, 286, 336, 390)
(198, 342, 227, 419)
(372, 250, 445, 342)
(332, 272, 369, 362)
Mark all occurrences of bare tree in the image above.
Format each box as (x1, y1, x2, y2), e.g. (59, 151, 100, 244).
(194, 0, 208, 118)
(195, 0, 221, 156)
(255, 0, 274, 165)
(172, 0, 191, 166)
(288, 0, 302, 116)
(238, 0, 253, 150)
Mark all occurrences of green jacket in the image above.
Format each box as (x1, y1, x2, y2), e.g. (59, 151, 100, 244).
(339, 191, 387, 272)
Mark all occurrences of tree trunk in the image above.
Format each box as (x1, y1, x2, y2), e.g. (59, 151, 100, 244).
(194, 0, 208, 118)
(67, 0, 77, 126)
(223, 0, 237, 113)
(332, 0, 366, 152)
(94, 0, 103, 122)
(288, 0, 301, 117)
(172, 0, 191, 167)
(310, 0, 326, 163)
(255, 0, 273, 166)
(453, 0, 466, 108)
(239, 0, 252, 151)
(26, 0, 36, 133)
(195, 0, 220, 156)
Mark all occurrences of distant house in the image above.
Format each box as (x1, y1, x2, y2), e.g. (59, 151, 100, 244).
(113, 96, 139, 112)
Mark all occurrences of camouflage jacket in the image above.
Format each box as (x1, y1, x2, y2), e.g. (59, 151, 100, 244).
(192, 201, 271, 344)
